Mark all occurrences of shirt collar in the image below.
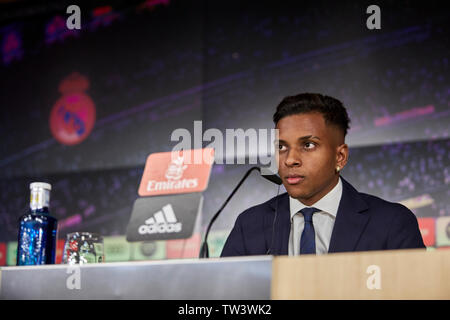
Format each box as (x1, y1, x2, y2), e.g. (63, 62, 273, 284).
(289, 177, 343, 219)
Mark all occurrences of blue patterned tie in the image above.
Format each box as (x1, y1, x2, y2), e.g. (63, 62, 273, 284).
(300, 207, 320, 255)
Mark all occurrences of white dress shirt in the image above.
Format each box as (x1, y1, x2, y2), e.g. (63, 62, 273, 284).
(288, 177, 343, 256)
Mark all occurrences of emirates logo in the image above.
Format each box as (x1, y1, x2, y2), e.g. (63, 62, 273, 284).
(165, 155, 187, 181)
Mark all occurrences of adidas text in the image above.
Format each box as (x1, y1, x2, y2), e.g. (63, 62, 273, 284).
(139, 222, 182, 234)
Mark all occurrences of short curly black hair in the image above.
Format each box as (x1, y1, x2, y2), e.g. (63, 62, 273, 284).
(273, 93, 351, 136)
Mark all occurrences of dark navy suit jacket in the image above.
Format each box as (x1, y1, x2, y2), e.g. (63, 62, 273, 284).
(221, 177, 425, 257)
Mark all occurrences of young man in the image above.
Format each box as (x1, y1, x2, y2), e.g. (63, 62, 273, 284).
(221, 93, 425, 257)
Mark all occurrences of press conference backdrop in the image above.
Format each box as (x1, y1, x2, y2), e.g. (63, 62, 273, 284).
(0, 0, 449, 265)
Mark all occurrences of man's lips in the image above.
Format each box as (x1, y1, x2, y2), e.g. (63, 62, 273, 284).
(285, 175, 305, 184)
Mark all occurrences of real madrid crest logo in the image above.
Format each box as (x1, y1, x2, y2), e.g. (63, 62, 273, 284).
(49, 72, 96, 145)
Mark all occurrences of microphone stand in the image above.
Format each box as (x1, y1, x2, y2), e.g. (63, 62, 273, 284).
(199, 166, 261, 258)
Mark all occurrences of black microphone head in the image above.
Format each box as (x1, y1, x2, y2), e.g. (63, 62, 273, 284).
(262, 173, 282, 185)
(259, 167, 282, 185)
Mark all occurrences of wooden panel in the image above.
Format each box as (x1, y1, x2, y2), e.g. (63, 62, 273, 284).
(272, 249, 450, 299)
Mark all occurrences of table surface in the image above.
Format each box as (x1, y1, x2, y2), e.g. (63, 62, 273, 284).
(0, 256, 273, 300)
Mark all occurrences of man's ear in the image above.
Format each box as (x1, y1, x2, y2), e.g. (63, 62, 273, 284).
(336, 143, 349, 170)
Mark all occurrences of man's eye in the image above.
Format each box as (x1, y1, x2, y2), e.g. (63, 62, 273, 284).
(278, 144, 287, 151)
(304, 142, 316, 150)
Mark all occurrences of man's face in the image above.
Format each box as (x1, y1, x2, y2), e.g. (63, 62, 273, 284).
(276, 112, 348, 206)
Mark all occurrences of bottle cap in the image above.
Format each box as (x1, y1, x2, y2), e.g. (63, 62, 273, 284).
(30, 182, 52, 191)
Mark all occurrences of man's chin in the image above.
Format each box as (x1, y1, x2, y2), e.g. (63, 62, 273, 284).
(285, 188, 309, 201)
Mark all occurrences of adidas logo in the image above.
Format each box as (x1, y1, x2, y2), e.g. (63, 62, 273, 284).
(138, 204, 182, 235)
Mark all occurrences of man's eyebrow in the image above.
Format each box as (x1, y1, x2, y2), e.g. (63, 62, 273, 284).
(299, 135, 320, 140)
(274, 136, 320, 144)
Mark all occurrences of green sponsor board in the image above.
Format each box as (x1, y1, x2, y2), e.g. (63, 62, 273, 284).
(131, 241, 166, 261)
(103, 235, 132, 262)
(7, 242, 17, 266)
(436, 216, 450, 247)
(208, 229, 230, 258)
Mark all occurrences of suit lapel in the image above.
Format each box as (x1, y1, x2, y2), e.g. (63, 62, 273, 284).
(267, 193, 290, 255)
(266, 178, 369, 255)
(328, 177, 370, 253)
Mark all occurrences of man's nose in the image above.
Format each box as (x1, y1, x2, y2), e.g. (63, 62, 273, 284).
(284, 148, 301, 167)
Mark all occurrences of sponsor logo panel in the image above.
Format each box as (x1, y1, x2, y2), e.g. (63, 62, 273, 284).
(126, 193, 203, 242)
(417, 217, 436, 247)
(138, 149, 214, 196)
(0, 242, 6, 266)
(55, 239, 66, 264)
(166, 233, 201, 259)
(103, 236, 132, 262)
(436, 216, 450, 247)
(7, 242, 17, 266)
(131, 241, 166, 261)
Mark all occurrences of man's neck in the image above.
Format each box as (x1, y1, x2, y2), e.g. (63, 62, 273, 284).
(295, 175, 340, 206)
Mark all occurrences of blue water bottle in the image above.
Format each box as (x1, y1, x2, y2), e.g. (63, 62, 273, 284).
(17, 182, 58, 265)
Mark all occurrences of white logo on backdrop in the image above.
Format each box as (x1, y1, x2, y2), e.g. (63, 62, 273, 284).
(138, 204, 182, 234)
(146, 154, 198, 192)
(165, 155, 188, 181)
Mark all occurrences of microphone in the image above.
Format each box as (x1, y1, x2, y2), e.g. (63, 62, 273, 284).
(199, 166, 281, 258)
(259, 167, 282, 185)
